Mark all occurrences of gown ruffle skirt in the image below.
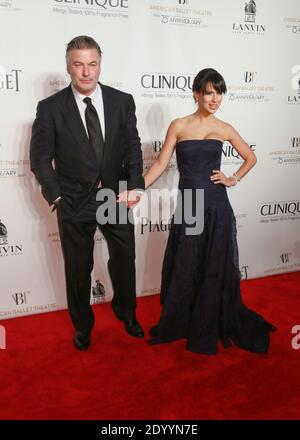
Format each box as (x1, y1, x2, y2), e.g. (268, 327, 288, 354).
(149, 140, 276, 354)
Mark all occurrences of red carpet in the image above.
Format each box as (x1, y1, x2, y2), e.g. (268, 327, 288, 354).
(0, 272, 300, 420)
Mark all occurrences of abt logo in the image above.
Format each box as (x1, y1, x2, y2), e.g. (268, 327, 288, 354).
(291, 325, 300, 350)
(280, 253, 291, 264)
(244, 71, 257, 83)
(0, 325, 6, 350)
(291, 137, 300, 148)
(12, 292, 30, 306)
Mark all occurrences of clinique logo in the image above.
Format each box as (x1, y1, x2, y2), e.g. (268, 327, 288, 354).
(0, 68, 22, 91)
(54, 0, 128, 8)
(260, 201, 300, 217)
(141, 73, 193, 92)
(222, 143, 256, 159)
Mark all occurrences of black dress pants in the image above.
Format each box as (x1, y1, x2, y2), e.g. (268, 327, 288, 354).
(57, 198, 137, 335)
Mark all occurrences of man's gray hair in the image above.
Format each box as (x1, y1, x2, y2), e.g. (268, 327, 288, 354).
(66, 35, 102, 64)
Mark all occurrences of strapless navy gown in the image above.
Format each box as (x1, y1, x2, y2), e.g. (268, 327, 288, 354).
(149, 139, 275, 354)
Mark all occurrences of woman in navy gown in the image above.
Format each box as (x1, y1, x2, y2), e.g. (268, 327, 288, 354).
(122, 68, 275, 354)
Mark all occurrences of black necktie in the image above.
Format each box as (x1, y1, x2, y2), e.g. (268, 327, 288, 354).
(83, 97, 105, 167)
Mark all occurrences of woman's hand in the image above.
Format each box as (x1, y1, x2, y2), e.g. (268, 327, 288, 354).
(210, 170, 237, 187)
(117, 190, 141, 208)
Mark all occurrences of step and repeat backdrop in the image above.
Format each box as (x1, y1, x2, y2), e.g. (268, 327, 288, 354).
(0, 0, 299, 320)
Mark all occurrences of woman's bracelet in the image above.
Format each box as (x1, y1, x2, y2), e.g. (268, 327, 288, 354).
(229, 172, 240, 186)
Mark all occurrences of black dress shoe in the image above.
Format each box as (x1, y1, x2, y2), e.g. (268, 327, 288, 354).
(124, 319, 144, 338)
(73, 331, 91, 350)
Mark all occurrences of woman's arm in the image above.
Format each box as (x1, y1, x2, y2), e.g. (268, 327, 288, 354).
(144, 119, 180, 189)
(211, 124, 257, 187)
(117, 119, 180, 205)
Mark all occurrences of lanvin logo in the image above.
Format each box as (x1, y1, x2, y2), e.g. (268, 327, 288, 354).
(91, 280, 105, 304)
(287, 66, 300, 104)
(0, 220, 23, 257)
(232, 0, 266, 34)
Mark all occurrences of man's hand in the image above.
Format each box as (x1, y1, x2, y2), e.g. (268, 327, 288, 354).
(117, 190, 142, 208)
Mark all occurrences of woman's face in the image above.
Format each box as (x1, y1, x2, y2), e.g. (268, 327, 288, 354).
(194, 82, 223, 114)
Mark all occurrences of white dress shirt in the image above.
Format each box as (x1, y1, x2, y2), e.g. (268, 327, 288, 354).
(71, 83, 105, 140)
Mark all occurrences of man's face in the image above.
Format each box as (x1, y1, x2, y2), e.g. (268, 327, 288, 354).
(67, 48, 101, 95)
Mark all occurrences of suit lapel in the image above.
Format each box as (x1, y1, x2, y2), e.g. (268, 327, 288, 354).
(101, 83, 117, 166)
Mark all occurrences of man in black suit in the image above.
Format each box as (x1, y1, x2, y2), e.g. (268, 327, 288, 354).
(30, 35, 144, 350)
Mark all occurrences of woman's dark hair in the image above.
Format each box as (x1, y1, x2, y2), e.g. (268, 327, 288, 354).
(192, 68, 227, 95)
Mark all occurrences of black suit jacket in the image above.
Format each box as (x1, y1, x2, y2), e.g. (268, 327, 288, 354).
(30, 83, 144, 219)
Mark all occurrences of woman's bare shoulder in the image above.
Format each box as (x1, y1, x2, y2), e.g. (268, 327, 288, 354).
(214, 118, 236, 137)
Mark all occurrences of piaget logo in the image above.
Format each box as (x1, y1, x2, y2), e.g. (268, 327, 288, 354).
(52, 0, 129, 18)
(140, 217, 172, 235)
(0, 66, 22, 92)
